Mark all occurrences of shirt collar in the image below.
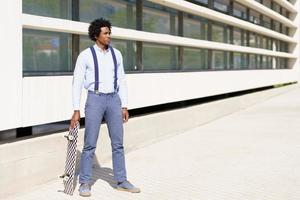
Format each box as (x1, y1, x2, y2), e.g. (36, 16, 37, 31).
(94, 44, 110, 53)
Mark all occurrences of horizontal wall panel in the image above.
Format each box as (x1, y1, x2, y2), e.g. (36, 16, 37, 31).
(22, 69, 298, 127)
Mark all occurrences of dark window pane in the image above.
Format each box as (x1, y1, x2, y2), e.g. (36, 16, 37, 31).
(262, 0, 271, 8)
(272, 20, 281, 32)
(262, 15, 271, 29)
(212, 23, 229, 43)
(214, 0, 230, 13)
(233, 2, 247, 20)
(249, 10, 260, 25)
(183, 48, 208, 70)
(79, 0, 136, 29)
(143, 2, 178, 35)
(212, 50, 226, 69)
(249, 54, 256, 69)
(23, 29, 72, 74)
(249, 32, 256, 47)
(233, 28, 242, 46)
(233, 52, 242, 69)
(183, 14, 208, 40)
(23, 0, 71, 19)
(143, 43, 178, 71)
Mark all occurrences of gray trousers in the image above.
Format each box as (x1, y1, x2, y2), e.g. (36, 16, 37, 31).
(79, 91, 127, 184)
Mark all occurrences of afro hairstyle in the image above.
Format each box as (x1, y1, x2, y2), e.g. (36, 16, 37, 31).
(88, 18, 111, 42)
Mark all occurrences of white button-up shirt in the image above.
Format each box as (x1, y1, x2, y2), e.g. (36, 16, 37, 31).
(72, 44, 128, 110)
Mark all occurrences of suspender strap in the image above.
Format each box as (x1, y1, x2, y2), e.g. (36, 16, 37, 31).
(89, 46, 99, 93)
(109, 45, 118, 91)
(90, 45, 118, 93)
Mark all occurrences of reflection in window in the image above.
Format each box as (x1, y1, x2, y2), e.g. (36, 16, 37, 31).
(213, 0, 230, 13)
(212, 50, 226, 69)
(212, 23, 229, 43)
(143, 1, 178, 35)
(143, 43, 178, 71)
(249, 54, 256, 69)
(23, 0, 71, 19)
(249, 10, 260, 25)
(272, 21, 281, 32)
(249, 32, 256, 47)
(233, 2, 247, 20)
(233, 28, 242, 46)
(23, 29, 72, 74)
(183, 48, 208, 70)
(80, 0, 136, 29)
(183, 14, 207, 40)
(262, 15, 271, 29)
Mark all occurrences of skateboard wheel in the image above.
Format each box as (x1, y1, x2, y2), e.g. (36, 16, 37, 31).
(68, 135, 74, 141)
(64, 135, 74, 141)
(63, 176, 70, 182)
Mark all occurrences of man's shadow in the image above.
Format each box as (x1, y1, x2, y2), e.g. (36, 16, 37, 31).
(73, 150, 117, 190)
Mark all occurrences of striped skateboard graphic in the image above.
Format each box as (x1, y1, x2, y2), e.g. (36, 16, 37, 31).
(60, 122, 79, 195)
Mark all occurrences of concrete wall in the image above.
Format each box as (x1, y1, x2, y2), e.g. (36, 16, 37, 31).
(0, 1, 22, 130)
(0, 84, 298, 199)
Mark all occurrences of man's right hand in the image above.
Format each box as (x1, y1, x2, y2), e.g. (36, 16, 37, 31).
(70, 110, 80, 130)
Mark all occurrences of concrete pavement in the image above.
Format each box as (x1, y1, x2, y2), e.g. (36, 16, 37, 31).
(4, 85, 300, 200)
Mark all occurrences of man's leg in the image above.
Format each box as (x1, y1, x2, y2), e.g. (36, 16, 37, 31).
(79, 93, 106, 184)
(105, 93, 127, 183)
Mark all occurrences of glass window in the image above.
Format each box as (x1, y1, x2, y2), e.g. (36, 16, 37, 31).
(233, 2, 247, 20)
(143, 43, 178, 71)
(249, 32, 256, 47)
(23, 0, 71, 19)
(262, 0, 271, 8)
(272, 20, 281, 32)
(249, 54, 256, 69)
(249, 10, 260, 25)
(183, 48, 208, 70)
(280, 41, 289, 53)
(183, 14, 208, 40)
(211, 50, 227, 70)
(281, 8, 289, 19)
(213, 0, 230, 13)
(233, 52, 242, 69)
(233, 28, 242, 46)
(79, 36, 137, 71)
(143, 1, 178, 35)
(23, 29, 72, 74)
(272, 2, 281, 13)
(262, 15, 271, 29)
(211, 23, 229, 43)
(79, 0, 136, 29)
(262, 55, 268, 68)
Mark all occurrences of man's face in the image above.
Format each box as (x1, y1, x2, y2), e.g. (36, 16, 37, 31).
(96, 27, 111, 46)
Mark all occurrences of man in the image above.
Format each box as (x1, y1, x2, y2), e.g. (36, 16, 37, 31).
(70, 18, 140, 197)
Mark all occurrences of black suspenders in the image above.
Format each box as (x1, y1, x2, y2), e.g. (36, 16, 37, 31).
(89, 45, 118, 94)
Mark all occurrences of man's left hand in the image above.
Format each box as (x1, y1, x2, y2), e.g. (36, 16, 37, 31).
(122, 108, 129, 123)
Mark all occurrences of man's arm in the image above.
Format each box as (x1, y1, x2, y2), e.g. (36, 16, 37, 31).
(70, 53, 86, 129)
(117, 52, 129, 122)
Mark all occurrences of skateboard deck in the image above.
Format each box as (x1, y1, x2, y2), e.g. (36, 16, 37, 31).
(60, 122, 80, 195)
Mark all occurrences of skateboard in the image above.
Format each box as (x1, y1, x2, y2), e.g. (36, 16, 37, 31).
(60, 122, 80, 195)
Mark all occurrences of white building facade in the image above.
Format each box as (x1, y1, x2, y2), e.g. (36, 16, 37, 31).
(0, 0, 299, 132)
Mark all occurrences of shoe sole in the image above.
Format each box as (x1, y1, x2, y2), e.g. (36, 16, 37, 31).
(79, 192, 91, 197)
(116, 187, 141, 193)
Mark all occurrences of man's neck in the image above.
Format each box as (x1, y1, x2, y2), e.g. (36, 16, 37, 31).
(95, 41, 108, 51)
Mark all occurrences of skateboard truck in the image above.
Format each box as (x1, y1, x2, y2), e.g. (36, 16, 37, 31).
(64, 134, 74, 141)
